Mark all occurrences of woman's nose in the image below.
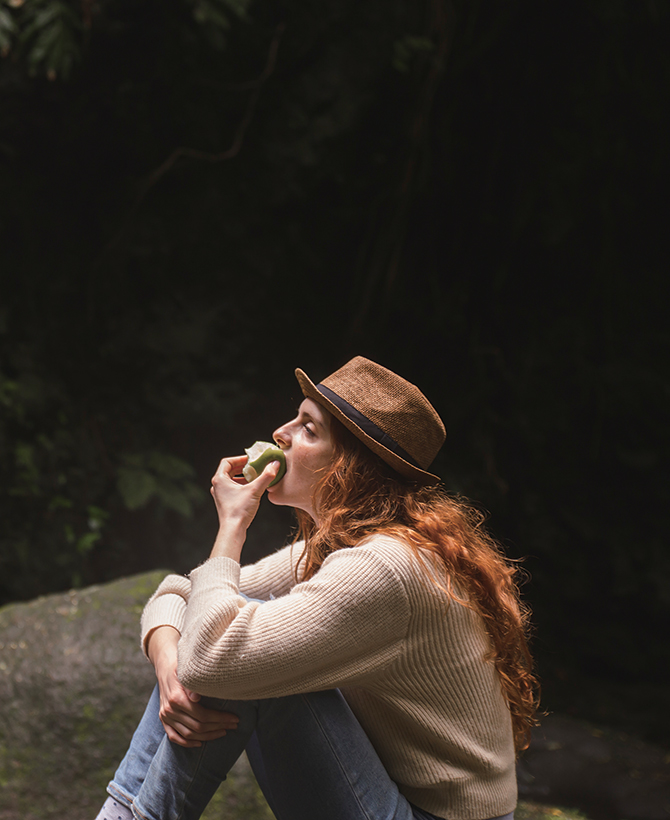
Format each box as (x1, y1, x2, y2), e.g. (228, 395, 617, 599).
(273, 425, 290, 449)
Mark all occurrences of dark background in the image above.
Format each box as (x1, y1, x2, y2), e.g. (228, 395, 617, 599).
(1, 0, 668, 746)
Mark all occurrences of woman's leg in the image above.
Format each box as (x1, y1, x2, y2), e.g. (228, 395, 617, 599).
(107, 592, 266, 816)
(108, 689, 257, 820)
(246, 688, 417, 820)
(107, 684, 511, 820)
(107, 685, 166, 810)
(110, 686, 420, 820)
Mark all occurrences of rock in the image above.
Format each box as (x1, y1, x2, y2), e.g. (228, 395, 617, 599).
(518, 714, 670, 820)
(0, 572, 272, 820)
(7, 572, 656, 820)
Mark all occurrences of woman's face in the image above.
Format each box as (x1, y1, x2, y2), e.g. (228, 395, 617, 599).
(267, 398, 334, 521)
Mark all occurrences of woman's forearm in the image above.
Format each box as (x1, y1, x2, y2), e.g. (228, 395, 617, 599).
(209, 520, 248, 562)
(208, 455, 280, 562)
(146, 625, 181, 670)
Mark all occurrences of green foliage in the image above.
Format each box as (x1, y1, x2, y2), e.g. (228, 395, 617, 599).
(393, 34, 435, 73)
(0, 0, 251, 79)
(0, 364, 207, 602)
(19, 0, 81, 79)
(117, 451, 205, 516)
(1, 0, 84, 79)
(0, 3, 17, 55)
(192, 0, 250, 49)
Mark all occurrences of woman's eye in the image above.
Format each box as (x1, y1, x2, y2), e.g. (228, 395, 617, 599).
(303, 423, 315, 437)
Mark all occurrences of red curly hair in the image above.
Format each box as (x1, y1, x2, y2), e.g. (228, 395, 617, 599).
(293, 417, 540, 753)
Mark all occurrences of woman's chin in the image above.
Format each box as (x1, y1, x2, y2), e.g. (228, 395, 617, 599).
(266, 485, 286, 506)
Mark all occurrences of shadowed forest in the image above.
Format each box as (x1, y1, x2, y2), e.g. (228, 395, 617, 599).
(1, 0, 668, 751)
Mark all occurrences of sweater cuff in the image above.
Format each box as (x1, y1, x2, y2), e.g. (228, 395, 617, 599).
(189, 556, 241, 590)
(188, 557, 242, 612)
(140, 593, 187, 657)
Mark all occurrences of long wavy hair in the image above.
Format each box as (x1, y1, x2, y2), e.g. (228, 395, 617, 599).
(293, 417, 540, 753)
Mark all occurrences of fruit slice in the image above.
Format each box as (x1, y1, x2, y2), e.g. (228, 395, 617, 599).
(242, 441, 286, 486)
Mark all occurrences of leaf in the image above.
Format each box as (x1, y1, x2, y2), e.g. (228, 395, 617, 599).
(86, 505, 109, 530)
(116, 467, 157, 510)
(76, 531, 100, 555)
(15, 0, 81, 78)
(0, 377, 19, 408)
(0, 8, 17, 51)
(28, 17, 66, 66)
(392, 34, 436, 73)
(18, 4, 59, 44)
(14, 441, 35, 469)
(155, 483, 193, 517)
(48, 495, 73, 511)
(147, 450, 195, 480)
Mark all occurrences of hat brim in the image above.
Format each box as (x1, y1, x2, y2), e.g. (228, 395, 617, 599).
(295, 368, 441, 485)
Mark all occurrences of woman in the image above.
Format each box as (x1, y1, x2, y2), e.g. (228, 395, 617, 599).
(95, 356, 538, 820)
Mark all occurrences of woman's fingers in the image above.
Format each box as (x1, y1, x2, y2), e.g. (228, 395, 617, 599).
(158, 672, 239, 746)
(162, 690, 239, 730)
(213, 454, 279, 486)
(212, 454, 281, 484)
(209, 455, 280, 534)
(216, 455, 247, 478)
(252, 459, 281, 492)
(163, 721, 205, 748)
(160, 707, 238, 746)
(163, 715, 233, 747)
(185, 701, 240, 729)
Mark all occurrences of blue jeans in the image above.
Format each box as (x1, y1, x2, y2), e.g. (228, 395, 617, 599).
(107, 684, 513, 820)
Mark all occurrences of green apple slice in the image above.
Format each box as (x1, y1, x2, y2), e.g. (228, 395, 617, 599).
(242, 441, 286, 486)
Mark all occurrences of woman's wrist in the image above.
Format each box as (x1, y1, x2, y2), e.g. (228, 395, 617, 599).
(209, 519, 248, 561)
(146, 624, 180, 668)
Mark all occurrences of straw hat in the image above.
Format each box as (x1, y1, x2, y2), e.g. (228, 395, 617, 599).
(295, 356, 446, 484)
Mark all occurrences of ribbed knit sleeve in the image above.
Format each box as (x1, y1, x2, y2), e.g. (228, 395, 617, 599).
(177, 545, 411, 700)
(139, 544, 302, 655)
(237, 542, 303, 600)
(140, 576, 191, 657)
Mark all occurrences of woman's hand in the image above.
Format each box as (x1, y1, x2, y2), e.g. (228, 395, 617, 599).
(147, 626, 239, 748)
(209, 455, 281, 561)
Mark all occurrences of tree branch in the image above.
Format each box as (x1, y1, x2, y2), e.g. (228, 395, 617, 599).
(100, 23, 285, 258)
(138, 22, 285, 199)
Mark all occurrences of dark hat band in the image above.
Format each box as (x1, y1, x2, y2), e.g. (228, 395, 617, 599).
(316, 383, 420, 469)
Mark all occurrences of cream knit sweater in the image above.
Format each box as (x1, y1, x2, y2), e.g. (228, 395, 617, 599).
(140, 535, 517, 820)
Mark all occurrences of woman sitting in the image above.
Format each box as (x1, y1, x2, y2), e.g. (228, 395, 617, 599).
(95, 355, 538, 820)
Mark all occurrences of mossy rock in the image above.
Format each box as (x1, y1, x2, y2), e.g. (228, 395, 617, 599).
(516, 802, 591, 820)
(0, 572, 272, 820)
